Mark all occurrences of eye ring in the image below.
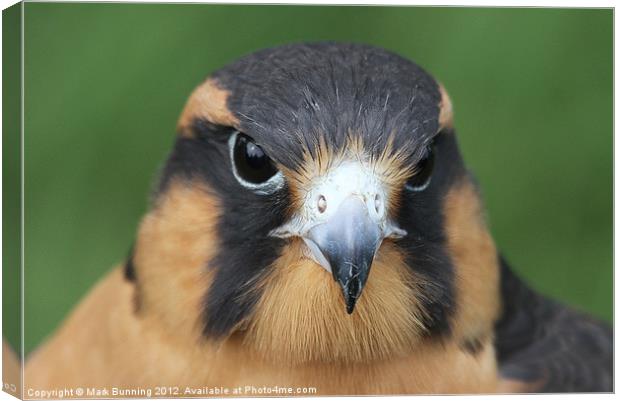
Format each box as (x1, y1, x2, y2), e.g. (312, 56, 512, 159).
(404, 145, 435, 192)
(228, 131, 284, 194)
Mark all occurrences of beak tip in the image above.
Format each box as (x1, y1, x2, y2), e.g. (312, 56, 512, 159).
(337, 274, 365, 316)
(343, 285, 361, 315)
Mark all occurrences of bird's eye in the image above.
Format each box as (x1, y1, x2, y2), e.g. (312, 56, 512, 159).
(229, 132, 282, 192)
(405, 145, 435, 192)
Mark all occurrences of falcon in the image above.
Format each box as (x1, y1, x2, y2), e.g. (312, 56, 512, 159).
(24, 42, 612, 394)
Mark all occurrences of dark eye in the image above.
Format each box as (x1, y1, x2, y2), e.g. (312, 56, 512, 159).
(231, 132, 280, 187)
(405, 145, 435, 192)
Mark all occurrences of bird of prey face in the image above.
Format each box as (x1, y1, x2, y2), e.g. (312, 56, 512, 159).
(24, 42, 611, 395)
(144, 42, 495, 365)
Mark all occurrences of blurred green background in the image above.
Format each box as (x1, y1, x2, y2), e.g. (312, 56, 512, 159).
(9, 4, 613, 354)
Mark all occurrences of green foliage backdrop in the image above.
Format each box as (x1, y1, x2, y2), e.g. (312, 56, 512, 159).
(13, 4, 612, 354)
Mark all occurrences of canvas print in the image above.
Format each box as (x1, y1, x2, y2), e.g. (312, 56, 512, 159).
(2, 3, 613, 398)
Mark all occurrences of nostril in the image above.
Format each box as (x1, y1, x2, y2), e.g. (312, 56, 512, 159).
(374, 194, 382, 214)
(317, 195, 327, 213)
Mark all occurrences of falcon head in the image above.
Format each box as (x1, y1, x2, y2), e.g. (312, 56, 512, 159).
(130, 42, 500, 365)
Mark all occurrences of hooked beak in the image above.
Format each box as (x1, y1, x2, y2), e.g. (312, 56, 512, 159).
(270, 161, 406, 314)
(304, 196, 382, 314)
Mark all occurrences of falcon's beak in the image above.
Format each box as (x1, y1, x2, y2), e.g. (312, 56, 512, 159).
(270, 161, 406, 314)
(304, 196, 383, 313)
